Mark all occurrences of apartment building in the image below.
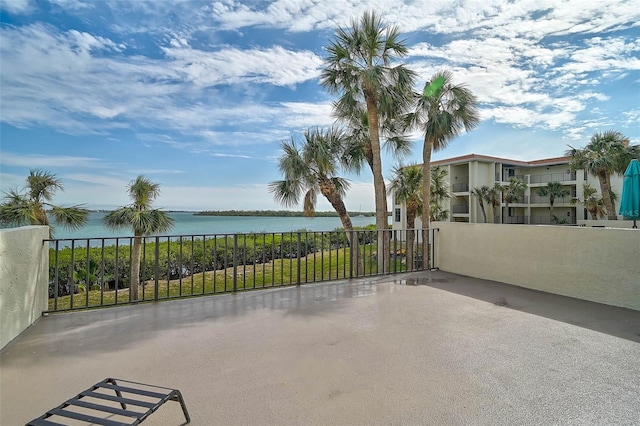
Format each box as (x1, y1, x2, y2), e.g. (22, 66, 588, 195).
(391, 153, 624, 229)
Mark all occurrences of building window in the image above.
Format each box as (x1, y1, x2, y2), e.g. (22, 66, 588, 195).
(395, 208, 401, 222)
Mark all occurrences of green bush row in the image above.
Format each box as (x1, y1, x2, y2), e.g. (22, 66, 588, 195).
(49, 226, 378, 295)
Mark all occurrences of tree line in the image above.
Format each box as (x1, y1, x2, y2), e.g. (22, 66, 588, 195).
(194, 210, 377, 217)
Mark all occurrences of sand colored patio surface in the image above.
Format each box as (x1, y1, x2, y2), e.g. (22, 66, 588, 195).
(1, 271, 639, 425)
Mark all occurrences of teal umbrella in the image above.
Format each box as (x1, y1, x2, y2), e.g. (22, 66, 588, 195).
(618, 159, 640, 228)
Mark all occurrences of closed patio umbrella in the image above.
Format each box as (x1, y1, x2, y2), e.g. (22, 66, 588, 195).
(618, 159, 640, 228)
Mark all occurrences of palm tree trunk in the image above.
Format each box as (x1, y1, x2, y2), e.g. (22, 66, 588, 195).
(363, 83, 389, 273)
(422, 137, 433, 264)
(549, 199, 554, 223)
(606, 174, 617, 216)
(319, 179, 363, 275)
(406, 211, 416, 270)
(504, 201, 509, 224)
(479, 202, 487, 223)
(131, 234, 142, 301)
(598, 172, 616, 220)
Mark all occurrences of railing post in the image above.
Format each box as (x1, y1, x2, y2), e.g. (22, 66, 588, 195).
(233, 234, 238, 292)
(154, 237, 159, 301)
(349, 230, 354, 279)
(392, 231, 397, 274)
(296, 232, 301, 286)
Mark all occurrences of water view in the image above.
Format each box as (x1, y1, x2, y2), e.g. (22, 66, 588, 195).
(51, 212, 378, 240)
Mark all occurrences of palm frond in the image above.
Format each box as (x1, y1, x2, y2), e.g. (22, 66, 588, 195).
(0, 190, 31, 226)
(268, 180, 302, 208)
(27, 169, 63, 202)
(48, 205, 89, 231)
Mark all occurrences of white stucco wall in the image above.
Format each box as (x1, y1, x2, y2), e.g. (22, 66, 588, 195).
(434, 222, 640, 310)
(0, 226, 49, 349)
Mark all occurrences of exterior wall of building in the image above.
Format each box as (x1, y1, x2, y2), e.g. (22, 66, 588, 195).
(391, 154, 627, 230)
(0, 226, 49, 350)
(434, 222, 640, 311)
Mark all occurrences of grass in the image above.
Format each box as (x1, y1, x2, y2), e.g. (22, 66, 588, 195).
(48, 245, 413, 312)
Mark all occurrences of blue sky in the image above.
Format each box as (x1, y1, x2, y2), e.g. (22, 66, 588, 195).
(1, 0, 639, 211)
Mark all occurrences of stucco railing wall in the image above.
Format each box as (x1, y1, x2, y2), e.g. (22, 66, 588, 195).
(434, 222, 640, 311)
(0, 226, 49, 350)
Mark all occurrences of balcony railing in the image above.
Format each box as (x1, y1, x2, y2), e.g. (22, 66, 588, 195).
(530, 172, 576, 184)
(45, 228, 438, 313)
(530, 215, 577, 225)
(503, 216, 528, 224)
(530, 195, 572, 204)
(451, 183, 469, 192)
(452, 205, 469, 214)
(507, 196, 529, 204)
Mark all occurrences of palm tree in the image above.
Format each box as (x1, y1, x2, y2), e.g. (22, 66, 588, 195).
(537, 182, 570, 223)
(339, 107, 413, 174)
(103, 176, 174, 301)
(486, 183, 503, 223)
(571, 183, 606, 220)
(471, 185, 490, 223)
(503, 177, 528, 223)
(430, 166, 451, 222)
(269, 127, 355, 231)
(269, 127, 364, 274)
(388, 164, 422, 269)
(321, 11, 416, 272)
(405, 70, 479, 258)
(566, 130, 639, 220)
(0, 169, 88, 238)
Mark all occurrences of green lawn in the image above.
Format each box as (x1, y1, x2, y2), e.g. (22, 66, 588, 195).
(48, 245, 412, 311)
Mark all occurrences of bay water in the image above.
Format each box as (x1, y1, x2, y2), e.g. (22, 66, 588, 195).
(52, 212, 378, 240)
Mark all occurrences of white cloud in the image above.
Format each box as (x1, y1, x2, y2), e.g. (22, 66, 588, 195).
(0, 152, 107, 168)
(0, 0, 31, 14)
(161, 45, 323, 87)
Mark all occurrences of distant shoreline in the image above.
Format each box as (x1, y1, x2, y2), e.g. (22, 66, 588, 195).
(193, 210, 378, 217)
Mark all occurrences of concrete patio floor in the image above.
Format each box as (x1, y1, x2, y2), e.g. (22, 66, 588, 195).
(1, 270, 639, 425)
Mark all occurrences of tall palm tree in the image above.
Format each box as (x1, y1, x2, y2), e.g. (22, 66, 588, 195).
(537, 182, 570, 223)
(388, 164, 422, 269)
(503, 177, 527, 223)
(566, 130, 638, 220)
(405, 70, 479, 258)
(103, 176, 174, 301)
(571, 183, 606, 220)
(430, 166, 451, 222)
(339, 108, 413, 172)
(486, 183, 503, 223)
(0, 169, 88, 238)
(471, 185, 490, 223)
(321, 11, 416, 272)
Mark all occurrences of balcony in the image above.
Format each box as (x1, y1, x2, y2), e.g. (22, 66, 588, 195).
(529, 195, 572, 205)
(530, 172, 576, 184)
(452, 205, 469, 214)
(2, 226, 638, 425)
(2, 269, 638, 425)
(451, 182, 469, 192)
(503, 215, 528, 224)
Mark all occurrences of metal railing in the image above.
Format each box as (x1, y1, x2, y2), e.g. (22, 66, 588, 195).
(529, 195, 572, 204)
(452, 205, 469, 214)
(530, 172, 576, 184)
(503, 216, 528, 224)
(45, 228, 438, 313)
(451, 183, 469, 192)
(530, 215, 577, 225)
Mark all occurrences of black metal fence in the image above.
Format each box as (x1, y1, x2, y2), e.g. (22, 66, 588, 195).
(45, 228, 438, 313)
